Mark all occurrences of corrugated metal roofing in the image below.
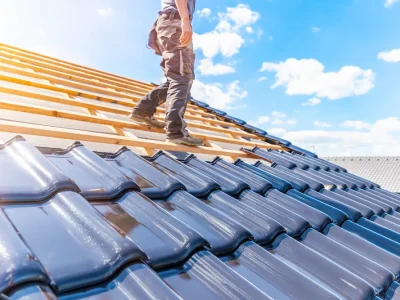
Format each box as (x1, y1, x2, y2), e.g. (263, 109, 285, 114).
(324, 156, 400, 193)
(1, 43, 400, 300)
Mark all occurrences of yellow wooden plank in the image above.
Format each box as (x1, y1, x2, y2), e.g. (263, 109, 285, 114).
(0, 99, 282, 150)
(0, 53, 150, 95)
(0, 119, 249, 158)
(84, 108, 155, 156)
(0, 85, 259, 138)
(0, 43, 154, 90)
(0, 72, 240, 128)
(0, 44, 228, 115)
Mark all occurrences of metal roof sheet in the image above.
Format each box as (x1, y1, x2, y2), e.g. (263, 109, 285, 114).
(324, 156, 400, 193)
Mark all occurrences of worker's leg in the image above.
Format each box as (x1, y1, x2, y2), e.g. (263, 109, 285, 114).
(152, 12, 202, 145)
(131, 81, 169, 117)
(165, 77, 192, 139)
(155, 14, 193, 138)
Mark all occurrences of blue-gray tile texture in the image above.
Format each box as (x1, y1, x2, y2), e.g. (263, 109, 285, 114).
(2, 136, 400, 300)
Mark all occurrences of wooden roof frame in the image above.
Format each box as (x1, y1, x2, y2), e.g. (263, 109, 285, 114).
(0, 42, 286, 160)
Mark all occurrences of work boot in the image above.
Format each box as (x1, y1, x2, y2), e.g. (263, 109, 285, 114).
(167, 135, 204, 146)
(129, 113, 165, 129)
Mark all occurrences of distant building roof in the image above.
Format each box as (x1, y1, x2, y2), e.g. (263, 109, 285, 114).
(323, 156, 400, 193)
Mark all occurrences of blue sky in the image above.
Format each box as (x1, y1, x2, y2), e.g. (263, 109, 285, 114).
(1, 0, 399, 156)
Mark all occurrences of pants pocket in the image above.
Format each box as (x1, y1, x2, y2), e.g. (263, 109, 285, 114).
(181, 50, 195, 81)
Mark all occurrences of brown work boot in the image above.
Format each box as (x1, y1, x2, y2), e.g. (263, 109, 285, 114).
(129, 113, 165, 129)
(167, 135, 204, 146)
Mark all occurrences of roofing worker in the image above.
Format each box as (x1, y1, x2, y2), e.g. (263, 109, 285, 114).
(130, 0, 203, 146)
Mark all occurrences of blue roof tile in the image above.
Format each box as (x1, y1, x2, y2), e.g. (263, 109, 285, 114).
(207, 190, 285, 244)
(255, 161, 311, 192)
(0, 137, 79, 203)
(271, 234, 376, 300)
(4, 191, 145, 293)
(98, 148, 185, 199)
(158, 250, 272, 299)
(211, 157, 273, 195)
(242, 124, 268, 135)
(239, 190, 311, 237)
(263, 134, 292, 146)
(227, 241, 340, 299)
(299, 228, 394, 294)
(2, 135, 400, 300)
(223, 115, 246, 125)
(242, 147, 297, 169)
(285, 145, 319, 158)
(271, 164, 325, 192)
(183, 155, 250, 196)
(0, 210, 49, 294)
(235, 159, 294, 193)
(328, 189, 387, 216)
(43, 143, 139, 201)
(189, 98, 209, 108)
(265, 189, 332, 231)
(94, 191, 207, 269)
(159, 190, 251, 254)
(59, 263, 182, 300)
(148, 151, 219, 198)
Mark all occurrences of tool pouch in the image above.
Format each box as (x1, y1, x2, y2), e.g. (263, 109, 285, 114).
(147, 20, 162, 56)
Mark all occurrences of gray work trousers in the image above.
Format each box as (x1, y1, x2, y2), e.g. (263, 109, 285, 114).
(132, 12, 195, 139)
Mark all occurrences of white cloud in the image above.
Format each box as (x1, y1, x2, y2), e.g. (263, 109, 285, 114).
(219, 4, 260, 30)
(272, 111, 287, 118)
(261, 58, 375, 100)
(97, 7, 113, 17)
(302, 98, 322, 106)
(281, 117, 400, 156)
(341, 120, 371, 130)
(197, 8, 212, 18)
(246, 26, 254, 33)
(194, 4, 259, 60)
(225, 104, 247, 110)
(314, 121, 332, 128)
(258, 116, 271, 124)
(198, 58, 235, 76)
(268, 128, 287, 136)
(257, 76, 267, 82)
(191, 80, 247, 109)
(312, 27, 320, 33)
(384, 0, 399, 7)
(194, 31, 244, 58)
(370, 117, 400, 134)
(378, 49, 400, 63)
(252, 111, 297, 127)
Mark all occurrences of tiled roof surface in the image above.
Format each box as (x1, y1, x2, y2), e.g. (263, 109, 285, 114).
(2, 138, 400, 300)
(1, 44, 400, 300)
(324, 157, 400, 193)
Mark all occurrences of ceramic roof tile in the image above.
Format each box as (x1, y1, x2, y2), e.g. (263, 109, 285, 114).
(3, 46, 400, 300)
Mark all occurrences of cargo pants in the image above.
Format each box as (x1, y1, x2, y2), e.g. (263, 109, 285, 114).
(132, 11, 195, 139)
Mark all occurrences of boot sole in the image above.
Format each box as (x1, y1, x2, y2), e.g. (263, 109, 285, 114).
(130, 115, 164, 129)
(167, 140, 203, 146)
